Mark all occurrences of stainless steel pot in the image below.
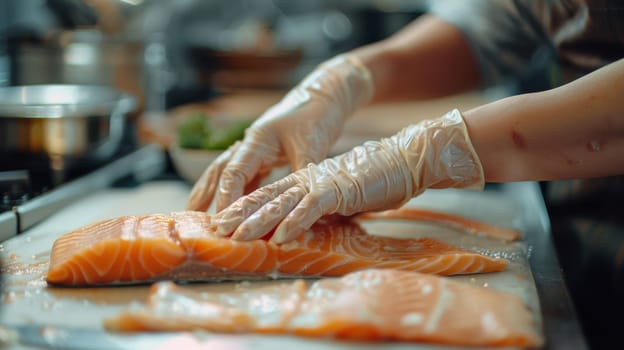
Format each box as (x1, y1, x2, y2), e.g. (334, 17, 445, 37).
(0, 85, 135, 170)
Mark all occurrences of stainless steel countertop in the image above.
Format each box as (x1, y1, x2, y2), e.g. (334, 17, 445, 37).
(0, 179, 587, 350)
(496, 183, 587, 350)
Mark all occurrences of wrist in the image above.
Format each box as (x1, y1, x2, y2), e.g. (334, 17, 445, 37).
(398, 109, 485, 192)
(302, 53, 375, 117)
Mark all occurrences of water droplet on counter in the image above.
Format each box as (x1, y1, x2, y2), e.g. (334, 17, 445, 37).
(1, 261, 49, 277)
(526, 245, 533, 259)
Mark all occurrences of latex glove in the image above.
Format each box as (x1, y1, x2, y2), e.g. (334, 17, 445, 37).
(187, 54, 374, 212)
(211, 109, 485, 243)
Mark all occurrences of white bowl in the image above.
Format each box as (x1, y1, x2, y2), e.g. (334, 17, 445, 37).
(169, 142, 222, 183)
(169, 141, 293, 185)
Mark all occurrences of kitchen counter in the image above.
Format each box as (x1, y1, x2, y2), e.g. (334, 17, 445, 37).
(0, 178, 587, 349)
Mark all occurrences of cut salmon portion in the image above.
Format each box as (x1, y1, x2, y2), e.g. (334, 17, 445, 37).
(47, 215, 187, 286)
(104, 269, 543, 347)
(47, 209, 510, 286)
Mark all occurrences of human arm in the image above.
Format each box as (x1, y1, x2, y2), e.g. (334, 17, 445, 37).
(352, 14, 481, 102)
(210, 59, 624, 243)
(467, 58, 624, 182)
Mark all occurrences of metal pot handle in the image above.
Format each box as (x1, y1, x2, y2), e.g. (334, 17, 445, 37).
(91, 93, 136, 160)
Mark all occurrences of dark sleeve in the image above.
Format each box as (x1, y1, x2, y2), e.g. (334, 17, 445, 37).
(427, 0, 584, 87)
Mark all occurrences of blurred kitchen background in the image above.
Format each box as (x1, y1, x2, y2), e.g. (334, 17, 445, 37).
(0, 0, 438, 197)
(0, 0, 442, 238)
(0, 0, 427, 115)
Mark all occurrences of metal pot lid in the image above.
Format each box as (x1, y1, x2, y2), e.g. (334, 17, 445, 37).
(0, 85, 136, 118)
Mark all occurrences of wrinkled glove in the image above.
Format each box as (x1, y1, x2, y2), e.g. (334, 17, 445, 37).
(211, 109, 485, 243)
(187, 54, 374, 212)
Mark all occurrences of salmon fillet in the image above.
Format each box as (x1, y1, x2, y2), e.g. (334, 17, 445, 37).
(104, 269, 543, 347)
(47, 209, 511, 286)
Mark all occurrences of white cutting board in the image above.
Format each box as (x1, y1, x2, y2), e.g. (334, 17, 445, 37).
(0, 180, 541, 350)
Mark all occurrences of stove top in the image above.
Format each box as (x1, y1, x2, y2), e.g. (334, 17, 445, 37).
(0, 144, 167, 241)
(1, 170, 32, 214)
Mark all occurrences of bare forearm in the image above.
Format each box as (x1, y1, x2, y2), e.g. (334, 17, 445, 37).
(351, 15, 481, 103)
(464, 59, 624, 182)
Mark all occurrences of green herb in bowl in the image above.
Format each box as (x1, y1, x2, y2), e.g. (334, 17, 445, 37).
(177, 113, 253, 150)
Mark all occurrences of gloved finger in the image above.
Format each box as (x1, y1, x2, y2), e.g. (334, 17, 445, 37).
(243, 167, 271, 196)
(211, 174, 300, 236)
(215, 132, 280, 211)
(231, 184, 307, 241)
(186, 141, 241, 211)
(271, 188, 337, 243)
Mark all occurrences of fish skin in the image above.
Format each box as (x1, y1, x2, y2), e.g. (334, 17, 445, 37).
(104, 269, 543, 347)
(358, 208, 521, 241)
(47, 209, 510, 286)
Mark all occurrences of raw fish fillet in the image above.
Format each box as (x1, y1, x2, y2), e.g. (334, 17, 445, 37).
(47, 209, 513, 286)
(105, 269, 543, 347)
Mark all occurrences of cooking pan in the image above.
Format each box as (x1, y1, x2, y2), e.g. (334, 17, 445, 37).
(0, 85, 135, 172)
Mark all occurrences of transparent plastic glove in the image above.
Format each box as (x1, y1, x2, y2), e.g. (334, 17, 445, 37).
(211, 109, 485, 243)
(187, 54, 374, 212)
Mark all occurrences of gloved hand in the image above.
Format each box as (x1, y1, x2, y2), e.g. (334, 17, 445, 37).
(187, 54, 374, 212)
(210, 109, 485, 243)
